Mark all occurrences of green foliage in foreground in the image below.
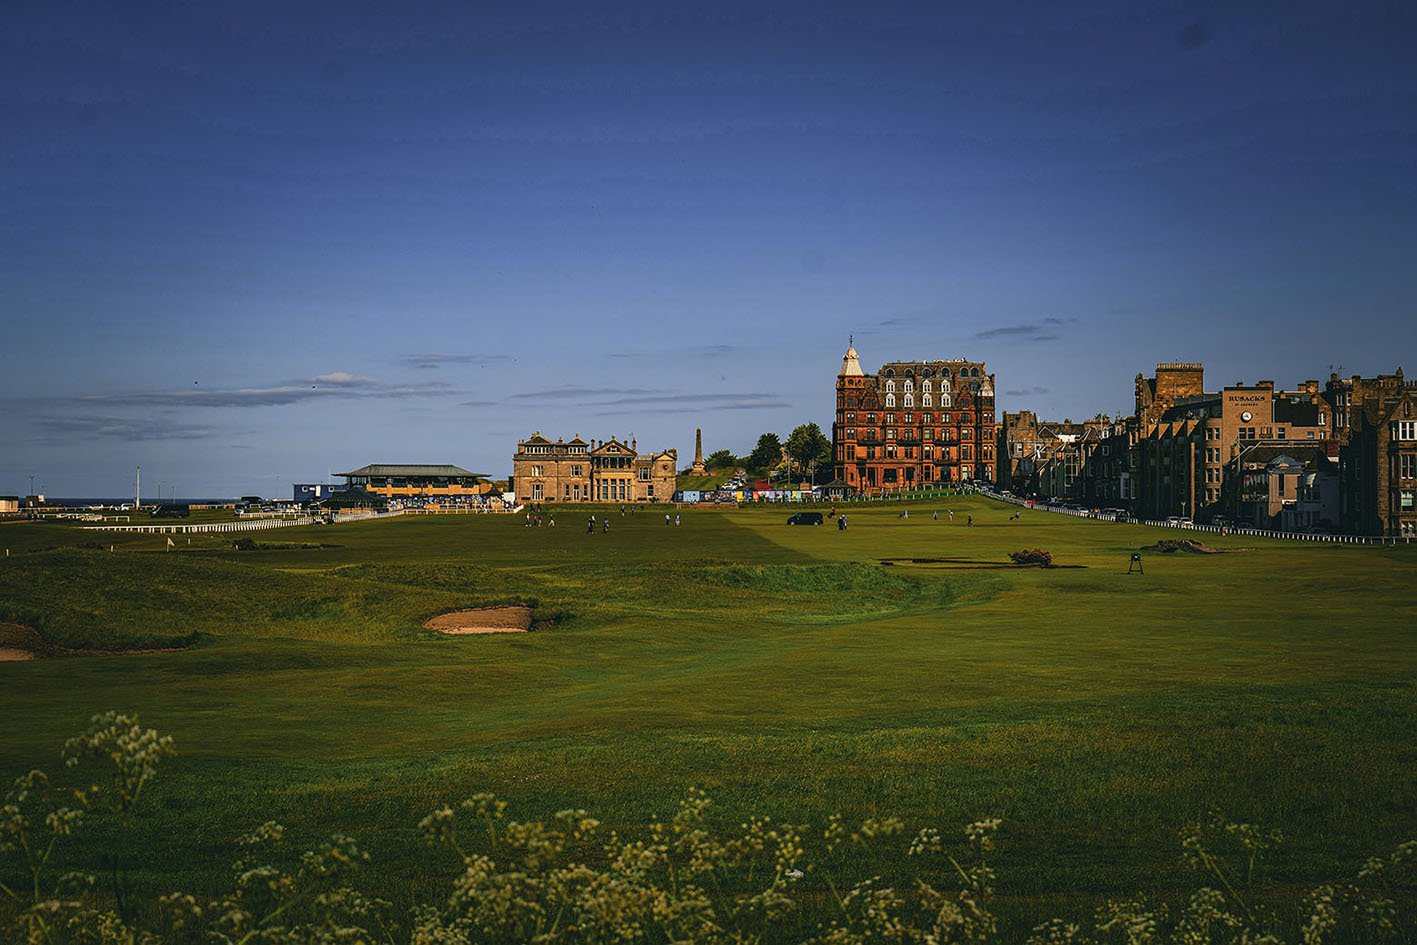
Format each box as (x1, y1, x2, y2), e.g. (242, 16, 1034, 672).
(4, 715, 1414, 945)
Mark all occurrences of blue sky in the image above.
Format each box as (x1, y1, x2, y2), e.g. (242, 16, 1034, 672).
(3, 1, 1415, 497)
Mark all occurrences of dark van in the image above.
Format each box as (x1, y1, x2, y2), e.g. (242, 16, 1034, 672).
(150, 504, 190, 518)
(786, 511, 824, 526)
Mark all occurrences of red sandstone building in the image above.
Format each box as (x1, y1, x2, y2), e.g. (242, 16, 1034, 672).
(832, 343, 998, 495)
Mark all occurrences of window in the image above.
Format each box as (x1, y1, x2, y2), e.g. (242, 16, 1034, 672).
(571, 465, 582, 476)
(885, 379, 896, 392)
(886, 414, 895, 424)
(903, 379, 914, 392)
(885, 394, 896, 408)
(922, 394, 932, 407)
(1276, 428, 1286, 439)
(921, 380, 931, 393)
(903, 413, 913, 423)
(1397, 421, 1417, 441)
(531, 465, 543, 477)
(1402, 454, 1416, 480)
(532, 483, 544, 501)
(1402, 491, 1415, 511)
(903, 394, 914, 408)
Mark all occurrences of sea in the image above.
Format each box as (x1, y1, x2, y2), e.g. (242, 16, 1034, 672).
(44, 498, 239, 507)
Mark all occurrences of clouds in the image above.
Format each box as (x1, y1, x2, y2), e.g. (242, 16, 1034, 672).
(471, 385, 789, 416)
(1004, 386, 1051, 398)
(975, 317, 1076, 342)
(593, 392, 789, 417)
(13, 372, 465, 444)
(30, 414, 214, 443)
(608, 344, 747, 361)
(75, 375, 455, 410)
(311, 372, 376, 386)
(404, 354, 516, 370)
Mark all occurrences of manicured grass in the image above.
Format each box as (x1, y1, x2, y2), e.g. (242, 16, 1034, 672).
(1, 496, 1415, 923)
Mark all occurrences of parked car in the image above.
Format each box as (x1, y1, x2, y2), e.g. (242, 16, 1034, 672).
(150, 504, 190, 518)
(786, 511, 824, 526)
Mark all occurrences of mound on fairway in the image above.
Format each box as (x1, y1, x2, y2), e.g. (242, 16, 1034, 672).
(424, 605, 533, 634)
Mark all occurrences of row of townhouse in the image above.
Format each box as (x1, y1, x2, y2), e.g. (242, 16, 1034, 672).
(1000, 363, 1417, 537)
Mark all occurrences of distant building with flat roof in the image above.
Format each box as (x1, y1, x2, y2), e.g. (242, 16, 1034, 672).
(293, 483, 348, 503)
(334, 464, 487, 497)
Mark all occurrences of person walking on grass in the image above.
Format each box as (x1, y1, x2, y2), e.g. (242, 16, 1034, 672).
(967, 514, 973, 527)
(933, 510, 938, 521)
(586, 516, 595, 534)
(603, 517, 610, 533)
(948, 509, 954, 521)
(665, 513, 671, 526)
(675, 513, 681, 526)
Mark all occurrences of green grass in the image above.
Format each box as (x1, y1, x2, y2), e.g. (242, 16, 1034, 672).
(1, 496, 1415, 922)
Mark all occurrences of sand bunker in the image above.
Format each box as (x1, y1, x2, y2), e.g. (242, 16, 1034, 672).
(0, 622, 46, 660)
(425, 606, 534, 635)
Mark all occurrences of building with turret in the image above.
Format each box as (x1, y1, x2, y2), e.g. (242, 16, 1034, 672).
(511, 434, 677, 504)
(832, 342, 998, 495)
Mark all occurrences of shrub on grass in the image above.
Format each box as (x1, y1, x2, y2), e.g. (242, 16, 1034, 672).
(3, 715, 1414, 944)
(1009, 548, 1053, 567)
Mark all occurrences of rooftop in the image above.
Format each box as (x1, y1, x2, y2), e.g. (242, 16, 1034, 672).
(336, 464, 484, 479)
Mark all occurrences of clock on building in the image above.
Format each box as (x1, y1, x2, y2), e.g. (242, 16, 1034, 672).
(1240, 411, 1253, 422)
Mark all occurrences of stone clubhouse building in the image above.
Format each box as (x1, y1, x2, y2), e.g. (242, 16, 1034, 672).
(511, 434, 678, 503)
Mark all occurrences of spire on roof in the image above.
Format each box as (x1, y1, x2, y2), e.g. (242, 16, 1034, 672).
(839, 338, 863, 377)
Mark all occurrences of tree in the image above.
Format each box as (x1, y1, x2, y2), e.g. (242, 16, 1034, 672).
(704, 449, 739, 470)
(785, 423, 831, 482)
(747, 433, 783, 472)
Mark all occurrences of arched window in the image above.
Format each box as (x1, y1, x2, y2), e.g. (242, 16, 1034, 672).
(939, 378, 952, 408)
(884, 368, 895, 378)
(903, 379, 914, 392)
(922, 393, 932, 407)
(885, 379, 895, 393)
(885, 393, 896, 408)
(921, 379, 931, 393)
(903, 394, 914, 408)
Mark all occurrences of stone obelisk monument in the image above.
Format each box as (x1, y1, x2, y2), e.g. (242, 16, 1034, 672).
(690, 427, 707, 475)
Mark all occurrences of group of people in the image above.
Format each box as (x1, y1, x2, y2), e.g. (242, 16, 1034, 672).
(524, 511, 553, 527)
(580, 510, 682, 533)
